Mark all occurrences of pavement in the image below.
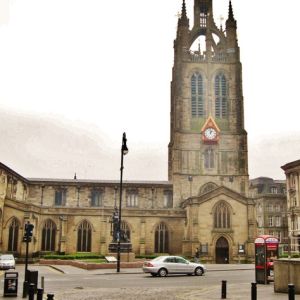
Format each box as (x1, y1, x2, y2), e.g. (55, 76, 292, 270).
(2, 264, 300, 299)
(47, 264, 300, 299)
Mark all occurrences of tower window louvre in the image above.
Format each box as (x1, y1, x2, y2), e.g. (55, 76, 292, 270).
(215, 74, 228, 118)
(200, 12, 207, 27)
(191, 73, 205, 117)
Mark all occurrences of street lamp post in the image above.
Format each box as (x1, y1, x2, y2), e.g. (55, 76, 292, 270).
(22, 222, 34, 298)
(117, 132, 128, 273)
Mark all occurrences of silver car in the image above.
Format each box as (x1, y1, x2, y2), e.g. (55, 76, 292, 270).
(143, 255, 206, 277)
(0, 254, 16, 270)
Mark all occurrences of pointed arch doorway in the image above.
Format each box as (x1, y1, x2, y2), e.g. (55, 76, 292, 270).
(215, 237, 229, 264)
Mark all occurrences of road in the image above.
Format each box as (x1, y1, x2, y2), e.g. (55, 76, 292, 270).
(0, 264, 299, 299)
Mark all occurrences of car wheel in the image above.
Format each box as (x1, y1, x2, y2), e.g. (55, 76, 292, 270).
(158, 268, 168, 277)
(194, 267, 203, 276)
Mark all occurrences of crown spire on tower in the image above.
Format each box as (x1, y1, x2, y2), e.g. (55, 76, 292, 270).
(182, 0, 187, 18)
(226, 0, 237, 30)
(179, 0, 189, 26)
(228, 1, 235, 22)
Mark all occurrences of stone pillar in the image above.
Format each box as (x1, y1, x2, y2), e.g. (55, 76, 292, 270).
(58, 216, 67, 253)
(139, 220, 146, 255)
(100, 216, 109, 255)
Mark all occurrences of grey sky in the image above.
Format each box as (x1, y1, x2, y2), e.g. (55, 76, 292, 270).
(0, 0, 299, 180)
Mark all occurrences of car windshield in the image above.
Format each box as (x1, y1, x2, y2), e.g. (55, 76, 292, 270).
(152, 256, 166, 261)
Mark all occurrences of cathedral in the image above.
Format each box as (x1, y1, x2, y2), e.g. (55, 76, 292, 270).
(0, 0, 257, 263)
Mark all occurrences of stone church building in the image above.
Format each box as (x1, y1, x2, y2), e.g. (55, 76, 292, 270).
(0, 0, 257, 263)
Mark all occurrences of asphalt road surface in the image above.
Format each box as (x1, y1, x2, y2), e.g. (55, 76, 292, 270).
(0, 265, 299, 299)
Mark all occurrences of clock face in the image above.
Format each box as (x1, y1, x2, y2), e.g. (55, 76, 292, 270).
(204, 127, 217, 140)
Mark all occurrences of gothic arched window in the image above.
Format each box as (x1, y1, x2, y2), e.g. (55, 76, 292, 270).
(204, 148, 214, 169)
(214, 202, 231, 229)
(77, 220, 92, 252)
(215, 73, 227, 118)
(41, 219, 56, 251)
(199, 182, 218, 195)
(8, 218, 19, 252)
(191, 73, 205, 117)
(155, 223, 169, 253)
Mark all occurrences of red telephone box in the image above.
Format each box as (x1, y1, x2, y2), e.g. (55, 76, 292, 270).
(254, 235, 279, 284)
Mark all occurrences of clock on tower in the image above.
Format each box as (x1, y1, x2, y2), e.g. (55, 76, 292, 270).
(201, 117, 220, 143)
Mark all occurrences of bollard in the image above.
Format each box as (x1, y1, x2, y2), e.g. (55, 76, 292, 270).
(47, 293, 55, 300)
(41, 276, 45, 290)
(251, 282, 257, 300)
(221, 280, 227, 299)
(37, 288, 44, 300)
(288, 284, 295, 300)
(22, 280, 28, 298)
(28, 283, 35, 300)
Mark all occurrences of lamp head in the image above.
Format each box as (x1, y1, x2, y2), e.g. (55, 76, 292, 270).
(122, 132, 129, 155)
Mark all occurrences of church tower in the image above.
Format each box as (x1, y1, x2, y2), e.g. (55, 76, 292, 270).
(169, 0, 248, 205)
(169, 0, 255, 262)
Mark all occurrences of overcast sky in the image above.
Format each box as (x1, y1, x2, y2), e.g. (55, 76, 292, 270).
(0, 0, 299, 181)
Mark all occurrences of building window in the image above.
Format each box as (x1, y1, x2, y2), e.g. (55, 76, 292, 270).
(200, 12, 207, 27)
(275, 216, 281, 227)
(275, 204, 281, 212)
(268, 216, 273, 227)
(267, 204, 273, 212)
(215, 73, 227, 118)
(54, 189, 66, 206)
(200, 182, 218, 195)
(77, 220, 92, 252)
(91, 190, 103, 207)
(201, 243, 208, 254)
(204, 148, 214, 169)
(270, 187, 278, 194)
(155, 223, 169, 253)
(163, 191, 173, 208)
(214, 201, 231, 228)
(41, 219, 56, 251)
(126, 190, 138, 207)
(191, 73, 205, 117)
(8, 218, 19, 252)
